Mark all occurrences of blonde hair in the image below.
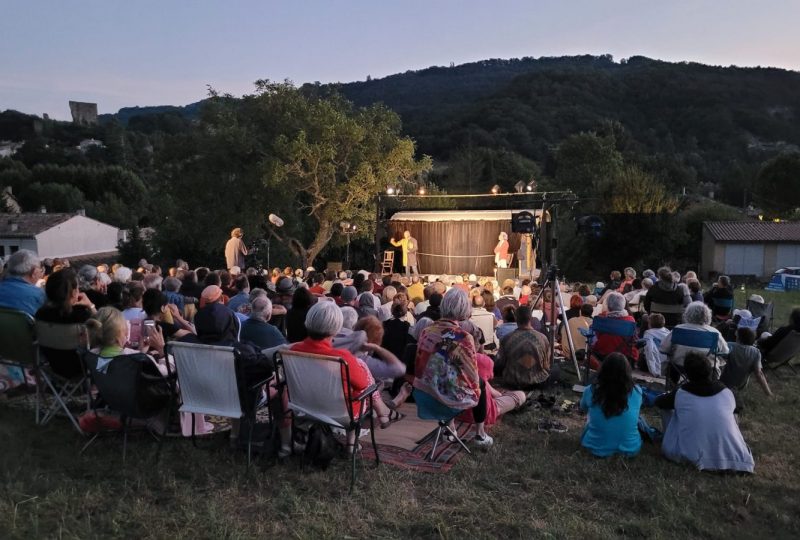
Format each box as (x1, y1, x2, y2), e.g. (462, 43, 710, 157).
(231, 227, 243, 238)
(87, 306, 127, 348)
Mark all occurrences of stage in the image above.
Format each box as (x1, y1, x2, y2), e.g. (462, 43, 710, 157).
(386, 209, 543, 276)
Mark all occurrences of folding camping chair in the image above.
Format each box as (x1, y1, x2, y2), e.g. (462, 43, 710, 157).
(34, 320, 89, 434)
(413, 387, 471, 462)
(0, 307, 37, 407)
(82, 351, 176, 462)
(381, 251, 394, 276)
(648, 302, 686, 329)
(275, 350, 380, 492)
(763, 330, 800, 374)
(169, 342, 271, 467)
(582, 317, 638, 383)
(664, 327, 722, 389)
(709, 296, 734, 321)
(747, 299, 774, 334)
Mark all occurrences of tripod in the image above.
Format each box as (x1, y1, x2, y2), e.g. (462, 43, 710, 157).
(530, 265, 583, 383)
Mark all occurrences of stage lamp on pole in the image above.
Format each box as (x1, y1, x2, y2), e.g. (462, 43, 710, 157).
(514, 181, 525, 193)
(340, 221, 358, 268)
(418, 186, 426, 195)
(491, 184, 501, 195)
(386, 186, 396, 196)
(526, 179, 536, 192)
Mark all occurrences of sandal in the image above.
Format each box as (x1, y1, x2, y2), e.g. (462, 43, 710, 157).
(379, 409, 405, 429)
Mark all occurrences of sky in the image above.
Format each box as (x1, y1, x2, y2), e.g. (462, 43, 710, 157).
(2, 0, 799, 120)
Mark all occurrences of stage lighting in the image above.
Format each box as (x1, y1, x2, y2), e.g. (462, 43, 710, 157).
(386, 186, 395, 195)
(339, 221, 350, 230)
(514, 181, 525, 193)
(418, 186, 426, 195)
(491, 185, 500, 194)
(526, 179, 536, 192)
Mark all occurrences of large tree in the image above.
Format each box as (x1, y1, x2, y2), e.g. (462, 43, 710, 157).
(152, 82, 431, 268)
(753, 153, 800, 216)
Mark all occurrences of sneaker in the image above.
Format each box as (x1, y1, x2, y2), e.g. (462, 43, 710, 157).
(537, 419, 568, 433)
(473, 433, 494, 449)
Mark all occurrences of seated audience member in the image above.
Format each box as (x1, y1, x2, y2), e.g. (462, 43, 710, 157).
(340, 285, 358, 308)
(518, 284, 532, 306)
(78, 264, 109, 309)
(591, 292, 639, 368)
(655, 352, 755, 473)
(106, 281, 125, 311)
(0, 250, 45, 316)
(308, 273, 326, 295)
(407, 276, 424, 304)
(35, 268, 97, 378)
(378, 286, 397, 321)
(289, 302, 388, 453)
(414, 285, 434, 315)
(353, 315, 406, 381)
(495, 281, 519, 315)
(640, 313, 670, 376)
(184, 285, 238, 343)
(179, 270, 204, 301)
(624, 279, 647, 318)
(658, 302, 729, 378)
(561, 303, 593, 359)
(332, 306, 368, 354)
(240, 296, 287, 349)
(356, 291, 379, 319)
(113, 266, 133, 284)
(602, 271, 622, 296)
(564, 294, 583, 320)
(704, 275, 734, 319)
(579, 353, 643, 458)
(142, 289, 195, 340)
(758, 307, 800, 360)
(644, 267, 689, 328)
(225, 275, 251, 314)
(482, 290, 500, 320)
(686, 279, 703, 303)
(121, 282, 146, 321)
(721, 327, 773, 399)
(382, 302, 413, 362)
(142, 273, 163, 291)
(418, 292, 442, 321)
(495, 306, 553, 388)
(458, 351, 527, 428)
(495, 305, 518, 341)
(286, 287, 316, 343)
(413, 288, 492, 447)
(617, 267, 637, 294)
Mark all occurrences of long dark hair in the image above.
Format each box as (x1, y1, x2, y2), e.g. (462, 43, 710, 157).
(592, 353, 634, 417)
(44, 268, 78, 316)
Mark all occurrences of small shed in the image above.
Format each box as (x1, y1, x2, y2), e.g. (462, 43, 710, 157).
(701, 221, 800, 280)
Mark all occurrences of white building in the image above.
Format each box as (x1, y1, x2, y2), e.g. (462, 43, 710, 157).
(0, 212, 119, 262)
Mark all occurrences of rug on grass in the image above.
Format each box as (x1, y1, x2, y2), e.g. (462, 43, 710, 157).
(356, 401, 475, 473)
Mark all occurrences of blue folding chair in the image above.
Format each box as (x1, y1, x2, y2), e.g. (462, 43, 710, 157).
(665, 327, 721, 389)
(413, 388, 471, 462)
(581, 317, 638, 382)
(710, 297, 734, 320)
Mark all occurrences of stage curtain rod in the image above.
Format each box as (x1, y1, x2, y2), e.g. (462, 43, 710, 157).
(384, 191, 579, 200)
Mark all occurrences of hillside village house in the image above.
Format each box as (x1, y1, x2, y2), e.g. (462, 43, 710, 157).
(0, 211, 119, 264)
(701, 221, 800, 280)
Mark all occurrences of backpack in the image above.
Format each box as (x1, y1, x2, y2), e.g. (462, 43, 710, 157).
(303, 423, 338, 470)
(233, 341, 275, 413)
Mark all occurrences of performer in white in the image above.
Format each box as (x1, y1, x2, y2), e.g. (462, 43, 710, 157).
(494, 232, 510, 269)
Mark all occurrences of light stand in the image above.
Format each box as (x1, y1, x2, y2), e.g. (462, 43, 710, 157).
(530, 203, 582, 383)
(340, 221, 357, 269)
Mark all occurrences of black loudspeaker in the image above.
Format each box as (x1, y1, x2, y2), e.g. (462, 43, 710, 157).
(496, 268, 518, 283)
(511, 211, 536, 233)
(326, 262, 343, 272)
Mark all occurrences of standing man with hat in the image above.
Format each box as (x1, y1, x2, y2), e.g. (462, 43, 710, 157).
(225, 228, 248, 270)
(390, 230, 419, 277)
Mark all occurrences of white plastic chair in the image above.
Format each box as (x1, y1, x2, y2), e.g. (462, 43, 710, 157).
(276, 350, 379, 491)
(470, 311, 498, 352)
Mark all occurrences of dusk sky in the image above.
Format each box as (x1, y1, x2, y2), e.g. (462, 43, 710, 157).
(2, 0, 799, 120)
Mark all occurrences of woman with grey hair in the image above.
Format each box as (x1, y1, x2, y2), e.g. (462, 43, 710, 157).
(411, 288, 493, 447)
(590, 291, 639, 369)
(659, 301, 729, 378)
(618, 267, 637, 293)
(78, 264, 109, 308)
(289, 301, 378, 452)
(240, 296, 286, 350)
(643, 266, 690, 328)
(114, 266, 133, 283)
(356, 291, 379, 319)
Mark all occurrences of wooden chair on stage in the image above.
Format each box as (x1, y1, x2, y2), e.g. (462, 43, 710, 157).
(381, 250, 394, 276)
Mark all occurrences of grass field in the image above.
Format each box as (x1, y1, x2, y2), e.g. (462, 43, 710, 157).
(1, 291, 799, 539)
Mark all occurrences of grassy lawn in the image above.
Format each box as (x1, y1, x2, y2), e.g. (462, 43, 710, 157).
(1, 289, 798, 539)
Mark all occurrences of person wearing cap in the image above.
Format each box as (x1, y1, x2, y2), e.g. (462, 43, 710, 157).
(225, 228, 248, 270)
(340, 285, 359, 307)
(390, 230, 419, 276)
(185, 285, 239, 343)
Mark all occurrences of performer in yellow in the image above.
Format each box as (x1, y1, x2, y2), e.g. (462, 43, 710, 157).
(390, 230, 419, 276)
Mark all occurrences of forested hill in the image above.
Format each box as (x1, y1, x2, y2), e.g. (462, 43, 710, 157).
(332, 55, 800, 197)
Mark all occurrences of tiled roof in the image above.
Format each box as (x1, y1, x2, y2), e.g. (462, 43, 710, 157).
(66, 251, 120, 268)
(0, 212, 75, 238)
(705, 221, 800, 242)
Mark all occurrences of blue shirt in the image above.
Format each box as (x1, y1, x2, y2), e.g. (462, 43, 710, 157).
(0, 277, 45, 316)
(580, 384, 643, 457)
(227, 292, 250, 314)
(240, 318, 287, 350)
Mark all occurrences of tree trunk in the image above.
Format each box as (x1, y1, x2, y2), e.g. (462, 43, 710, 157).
(305, 221, 334, 269)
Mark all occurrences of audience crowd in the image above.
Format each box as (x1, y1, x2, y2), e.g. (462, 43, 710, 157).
(0, 249, 790, 473)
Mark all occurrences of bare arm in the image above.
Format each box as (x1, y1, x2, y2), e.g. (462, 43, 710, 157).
(755, 369, 773, 397)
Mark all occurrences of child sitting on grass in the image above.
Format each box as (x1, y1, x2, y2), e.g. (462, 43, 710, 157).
(720, 327, 773, 399)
